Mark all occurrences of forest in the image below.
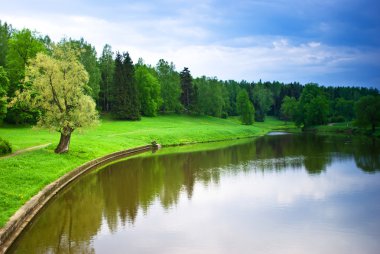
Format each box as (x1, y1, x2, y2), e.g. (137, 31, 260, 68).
(0, 20, 379, 131)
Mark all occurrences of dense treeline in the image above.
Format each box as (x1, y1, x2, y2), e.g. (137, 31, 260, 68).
(0, 20, 379, 131)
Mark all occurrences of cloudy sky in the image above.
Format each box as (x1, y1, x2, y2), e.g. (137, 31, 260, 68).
(1, 0, 380, 87)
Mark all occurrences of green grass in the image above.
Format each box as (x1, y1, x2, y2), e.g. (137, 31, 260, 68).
(0, 115, 293, 227)
(305, 122, 380, 138)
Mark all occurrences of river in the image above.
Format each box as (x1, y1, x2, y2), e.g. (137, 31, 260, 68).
(8, 133, 380, 253)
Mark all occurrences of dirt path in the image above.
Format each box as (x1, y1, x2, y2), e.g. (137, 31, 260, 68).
(0, 143, 51, 159)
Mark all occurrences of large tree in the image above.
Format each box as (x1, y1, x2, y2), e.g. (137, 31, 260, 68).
(355, 95, 380, 133)
(111, 52, 140, 120)
(98, 44, 114, 112)
(195, 76, 226, 117)
(0, 20, 12, 67)
(335, 98, 354, 121)
(237, 89, 255, 125)
(252, 84, 273, 122)
(296, 83, 329, 128)
(180, 67, 197, 113)
(156, 59, 181, 112)
(11, 43, 98, 153)
(280, 96, 298, 123)
(135, 60, 162, 116)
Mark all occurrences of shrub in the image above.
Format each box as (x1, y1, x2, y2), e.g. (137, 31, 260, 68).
(0, 137, 12, 155)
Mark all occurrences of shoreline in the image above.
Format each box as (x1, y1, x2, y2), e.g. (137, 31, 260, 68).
(0, 115, 295, 252)
(0, 134, 265, 253)
(0, 145, 153, 254)
(0, 132, 274, 253)
(3, 127, 365, 253)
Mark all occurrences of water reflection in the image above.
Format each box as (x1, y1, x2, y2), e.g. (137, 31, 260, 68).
(8, 134, 380, 253)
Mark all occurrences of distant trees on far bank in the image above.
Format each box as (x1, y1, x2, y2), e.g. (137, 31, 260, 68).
(0, 19, 379, 130)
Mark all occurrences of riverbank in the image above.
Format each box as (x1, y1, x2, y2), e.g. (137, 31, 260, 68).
(0, 115, 293, 228)
(303, 122, 380, 138)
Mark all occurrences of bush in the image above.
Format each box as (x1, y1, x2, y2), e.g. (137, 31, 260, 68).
(0, 137, 12, 155)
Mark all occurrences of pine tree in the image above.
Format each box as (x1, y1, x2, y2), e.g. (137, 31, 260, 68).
(99, 44, 114, 112)
(180, 67, 196, 112)
(111, 52, 140, 120)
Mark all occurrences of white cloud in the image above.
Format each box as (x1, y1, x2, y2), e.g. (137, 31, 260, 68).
(1, 6, 379, 86)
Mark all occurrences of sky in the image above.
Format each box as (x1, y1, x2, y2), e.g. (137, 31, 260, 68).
(1, 0, 380, 88)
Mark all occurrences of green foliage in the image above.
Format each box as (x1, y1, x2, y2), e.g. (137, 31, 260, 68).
(296, 83, 329, 127)
(355, 95, 380, 132)
(135, 62, 162, 116)
(335, 98, 354, 121)
(252, 84, 273, 122)
(98, 44, 114, 112)
(305, 95, 329, 126)
(180, 67, 197, 113)
(0, 136, 12, 155)
(0, 20, 12, 67)
(6, 28, 46, 96)
(65, 38, 101, 101)
(156, 59, 181, 112)
(224, 80, 241, 116)
(111, 52, 140, 120)
(11, 43, 98, 153)
(280, 96, 298, 122)
(0, 115, 290, 227)
(0, 66, 9, 121)
(5, 28, 46, 124)
(194, 76, 227, 117)
(237, 89, 254, 125)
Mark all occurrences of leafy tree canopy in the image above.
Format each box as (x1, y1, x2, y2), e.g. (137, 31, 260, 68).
(252, 84, 273, 122)
(11, 43, 98, 153)
(355, 95, 380, 132)
(156, 59, 181, 112)
(135, 61, 162, 116)
(237, 89, 254, 125)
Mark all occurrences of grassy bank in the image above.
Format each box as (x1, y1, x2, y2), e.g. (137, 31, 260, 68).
(0, 115, 292, 227)
(304, 122, 380, 138)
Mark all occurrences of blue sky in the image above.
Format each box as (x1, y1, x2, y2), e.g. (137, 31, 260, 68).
(1, 0, 380, 88)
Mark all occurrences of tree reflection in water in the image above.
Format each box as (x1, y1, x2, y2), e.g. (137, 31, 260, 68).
(8, 134, 380, 253)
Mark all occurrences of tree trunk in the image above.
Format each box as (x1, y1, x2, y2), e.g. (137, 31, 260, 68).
(55, 132, 72, 154)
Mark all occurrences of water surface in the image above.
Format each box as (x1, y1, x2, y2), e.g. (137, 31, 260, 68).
(8, 134, 380, 253)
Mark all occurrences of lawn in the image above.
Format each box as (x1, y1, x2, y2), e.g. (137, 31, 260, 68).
(0, 115, 293, 227)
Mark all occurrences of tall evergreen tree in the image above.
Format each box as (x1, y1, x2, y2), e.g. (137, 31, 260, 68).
(0, 21, 12, 67)
(111, 52, 140, 120)
(99, 44, 114, 112)
(180, 67, 196, 112)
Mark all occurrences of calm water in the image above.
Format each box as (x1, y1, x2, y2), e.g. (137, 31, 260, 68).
(8, 134, 380, 254)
